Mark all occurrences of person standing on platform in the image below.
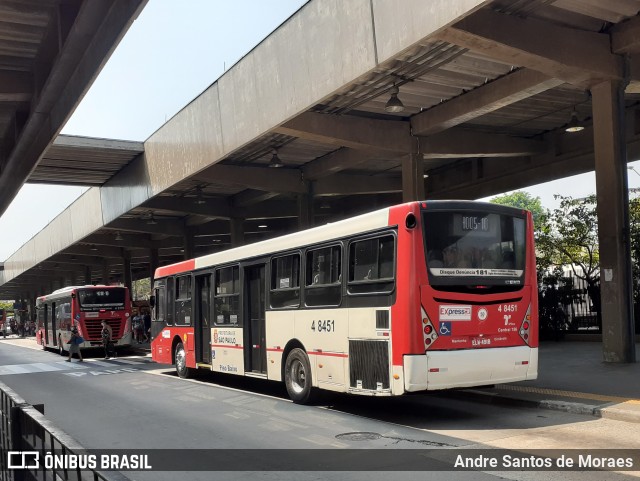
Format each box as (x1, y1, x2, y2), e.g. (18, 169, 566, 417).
(101, 320, 115, 359)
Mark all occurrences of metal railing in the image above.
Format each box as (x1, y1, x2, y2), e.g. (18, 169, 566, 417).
(0, 381, 129, 481)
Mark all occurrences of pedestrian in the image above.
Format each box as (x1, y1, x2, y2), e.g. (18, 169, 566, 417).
(132, 310, 142, 343)
(101, 320, 115, 359)
(66, 327, 84, 362)
(143, 309, 151, 343)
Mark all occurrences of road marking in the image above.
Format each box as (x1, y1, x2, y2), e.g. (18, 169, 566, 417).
(495, 384, 640, 404)
(0, 358, 150, 376)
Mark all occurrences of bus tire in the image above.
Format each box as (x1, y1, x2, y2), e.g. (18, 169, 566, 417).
(175, 342, 191, 379)
(284, 348, 316, 404)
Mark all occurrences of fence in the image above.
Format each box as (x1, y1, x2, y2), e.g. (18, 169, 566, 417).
(0, 381, 129, 481)
(539, 271, 640, 339)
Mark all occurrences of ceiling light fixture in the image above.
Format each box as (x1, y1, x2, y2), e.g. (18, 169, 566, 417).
(269, 149, 284, 168)
(565, 109, 584, 133)
(385, 85, 404, 113)
(258, 224, 268, 229)
(90, 244, 98, 252)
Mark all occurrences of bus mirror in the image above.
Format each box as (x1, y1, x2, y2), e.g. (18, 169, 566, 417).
(149, 295, 156, 308)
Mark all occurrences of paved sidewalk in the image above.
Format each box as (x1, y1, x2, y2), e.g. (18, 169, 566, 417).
(462, 341, 640, 423)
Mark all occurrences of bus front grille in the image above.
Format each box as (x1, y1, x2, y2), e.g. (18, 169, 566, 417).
(349, 340, 390, 390)
(83, 319, 123, 340)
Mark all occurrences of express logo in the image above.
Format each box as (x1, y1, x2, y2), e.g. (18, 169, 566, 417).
(439, 305, 472, 321)
(478, 308, 488, 321)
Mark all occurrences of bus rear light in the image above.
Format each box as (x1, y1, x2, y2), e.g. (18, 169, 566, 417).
(519, 304, 532, 345)
(429, 368, 439, 372)
(515, 361, 529, 365)
(421, 307, 438, 351)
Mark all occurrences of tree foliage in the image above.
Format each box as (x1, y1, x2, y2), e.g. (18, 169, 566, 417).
(538, 194, 599, 286)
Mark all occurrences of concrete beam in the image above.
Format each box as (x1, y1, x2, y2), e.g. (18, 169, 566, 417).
(106, 217, 186, 236)
(0, 71, 32, 102)
(411, 69, 563, 136)
(196, 165, 306, 194)
(612, 14, 640, 55)
(421, 128, 547, 159)
(315, 173, 401, 196)
(143, 196, 233, 219)
(302, 148, 373, 180)
(231, 190, 279, 208)
(436, 9, 624, 86)
(274, 111, 414, 153)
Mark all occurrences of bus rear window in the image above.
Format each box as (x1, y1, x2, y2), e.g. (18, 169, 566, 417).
(77, 289, 126, 310)
(423, 210, 526, 287)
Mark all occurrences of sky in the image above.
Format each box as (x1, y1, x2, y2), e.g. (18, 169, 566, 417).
(0, 0, 639, 262)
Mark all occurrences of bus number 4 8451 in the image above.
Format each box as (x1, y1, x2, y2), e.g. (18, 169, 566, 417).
(311, 320, 335, 333)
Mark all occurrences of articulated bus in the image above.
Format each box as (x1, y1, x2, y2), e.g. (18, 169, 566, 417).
(36, 285, 133, 355)
(151, 201, 538, 403)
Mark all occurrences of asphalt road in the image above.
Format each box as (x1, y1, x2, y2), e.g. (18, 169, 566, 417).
(0, 340, 638, 481)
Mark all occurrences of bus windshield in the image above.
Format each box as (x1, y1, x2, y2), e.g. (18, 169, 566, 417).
(77, 288, 126, 310)
(423, 209, 526, 287)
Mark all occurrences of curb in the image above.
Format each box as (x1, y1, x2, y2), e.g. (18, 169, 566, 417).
(454, 389, 640, 424)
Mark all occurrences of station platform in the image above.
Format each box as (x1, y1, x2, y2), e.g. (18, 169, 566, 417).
(461, 341, 640, 423)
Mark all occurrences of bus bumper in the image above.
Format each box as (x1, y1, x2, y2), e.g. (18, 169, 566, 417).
(404, 346, 538, 392)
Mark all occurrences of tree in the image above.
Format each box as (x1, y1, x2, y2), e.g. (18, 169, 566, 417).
(628, 189, 640, 304)
(490, 191, 549, 238)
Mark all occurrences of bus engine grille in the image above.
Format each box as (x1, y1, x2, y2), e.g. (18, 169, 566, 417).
(349, 340, 390, 390)
(83, 319, 123, 340)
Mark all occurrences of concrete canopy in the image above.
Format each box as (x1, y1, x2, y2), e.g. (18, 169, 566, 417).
(1, 1, 640, 362)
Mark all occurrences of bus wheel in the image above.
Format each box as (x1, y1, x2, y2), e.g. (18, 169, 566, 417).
(175, 342, 191, 379)
(284, 348, 316, 404)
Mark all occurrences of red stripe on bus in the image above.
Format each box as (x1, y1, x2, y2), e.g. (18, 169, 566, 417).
(266, 348, 348, 358)
(155, 259, 196, 278)
(211, 344, 243, 349)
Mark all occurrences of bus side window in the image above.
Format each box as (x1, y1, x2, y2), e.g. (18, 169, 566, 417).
(305, 245, 341, 307)
(214, 265, 240, 326)
(154, 285, 166, 322)
(270, 253, 300, 309)
(348, 234, 396, 295)
(166, 277, 175, 326)
(174, 275, 192, 325)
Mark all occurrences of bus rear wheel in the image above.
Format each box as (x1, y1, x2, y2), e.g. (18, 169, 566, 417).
(175, 342, 191, 379)
(284, 348, 316, 404)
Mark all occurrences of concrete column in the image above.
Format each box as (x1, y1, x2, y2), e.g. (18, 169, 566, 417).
(297, 193, 314, 230)
(230, 218, 245, 247)
(102, 259, 110, 285)
(149, 248, 159, 287)
(69, 271, 77, 286)
(592, 80, 635, 363)
(122, 250, 132, 297)
(184, 230, 195, 260)
(84, 265, 91, 285)
(402, 153, 425, 202)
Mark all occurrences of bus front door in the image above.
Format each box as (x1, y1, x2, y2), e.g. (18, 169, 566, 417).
(194, 273, 212, 364)
(244, 264, 266, 374)
(44, 305, 49, 345)
(51, 302, 57, 346)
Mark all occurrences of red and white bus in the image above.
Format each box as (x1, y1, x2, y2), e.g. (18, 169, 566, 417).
(36, 285, 133, 355)
(151, 201, 538, 403)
